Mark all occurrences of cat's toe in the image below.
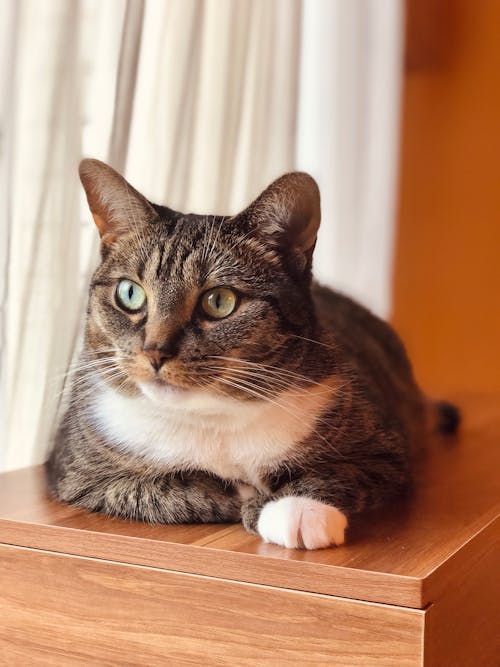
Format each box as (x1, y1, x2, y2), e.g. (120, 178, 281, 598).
(257, 496, 347, 550)
(257, 496, 302, 547)
(299, 499, 347, 549)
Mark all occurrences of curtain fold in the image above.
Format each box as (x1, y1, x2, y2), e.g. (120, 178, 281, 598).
(126, 0, 301, 215)
(109, 0, 145, 170)
(296, 0, 404, 316)
(0, 0, 404, 470)
(0, 0, 19, 470)
(3, 0, 83, 469)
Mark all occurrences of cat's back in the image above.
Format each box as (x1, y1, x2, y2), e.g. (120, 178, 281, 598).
(312, 283, 421, 411)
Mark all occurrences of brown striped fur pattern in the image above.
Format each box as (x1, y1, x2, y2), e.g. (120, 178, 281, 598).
(47, 159, 458, 549)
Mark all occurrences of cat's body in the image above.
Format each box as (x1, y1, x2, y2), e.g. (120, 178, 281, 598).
(47, 160, 458, 549)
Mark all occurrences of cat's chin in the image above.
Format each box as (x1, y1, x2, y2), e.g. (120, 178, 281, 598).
(136, 378, 249, 419)
(138, 380, 191, 406)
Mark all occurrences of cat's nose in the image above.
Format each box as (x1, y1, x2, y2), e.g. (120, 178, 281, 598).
(143, 347, 171, 371)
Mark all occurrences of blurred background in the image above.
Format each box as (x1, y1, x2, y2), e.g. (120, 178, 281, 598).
(0, 0, 498, 471)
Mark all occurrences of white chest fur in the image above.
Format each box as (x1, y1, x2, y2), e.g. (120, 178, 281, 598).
(89, 379, 334, 487)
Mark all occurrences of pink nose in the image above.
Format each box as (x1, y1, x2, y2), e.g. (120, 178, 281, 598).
(143, 348, 169, 371)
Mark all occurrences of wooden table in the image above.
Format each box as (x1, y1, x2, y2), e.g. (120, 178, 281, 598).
(0, 395, 498, 665)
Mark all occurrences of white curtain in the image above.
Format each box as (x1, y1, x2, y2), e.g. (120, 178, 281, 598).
(297, 0, 404, 316)
(0, 0, 404, 471)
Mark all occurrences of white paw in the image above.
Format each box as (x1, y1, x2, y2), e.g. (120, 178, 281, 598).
(257, 496, 347, 550)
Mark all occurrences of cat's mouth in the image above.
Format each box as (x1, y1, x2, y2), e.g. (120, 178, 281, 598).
(137, 378, 193, 406)
(154, 377, 184, 388)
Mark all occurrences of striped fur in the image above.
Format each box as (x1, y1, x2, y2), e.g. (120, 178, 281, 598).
(47, 160, 458, 548)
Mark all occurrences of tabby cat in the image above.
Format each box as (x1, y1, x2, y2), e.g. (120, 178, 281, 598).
(47, 159, 459, 549)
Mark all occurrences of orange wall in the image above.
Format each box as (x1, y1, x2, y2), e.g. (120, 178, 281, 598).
(392, 0, 500, 394)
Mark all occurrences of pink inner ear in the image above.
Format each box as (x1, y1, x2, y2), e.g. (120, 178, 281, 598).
(288, 182, 321, 253)
(79, 158, 158, 243)
(91, 213, 112, 240)
(247, 172, 321, 254)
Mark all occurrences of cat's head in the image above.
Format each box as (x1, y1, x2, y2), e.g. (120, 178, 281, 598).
(80, 159, 329, 412)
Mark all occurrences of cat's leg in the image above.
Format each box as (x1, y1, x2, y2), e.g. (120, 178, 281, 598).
(241, 447, 410, 549)
(47, 463, 242, 524)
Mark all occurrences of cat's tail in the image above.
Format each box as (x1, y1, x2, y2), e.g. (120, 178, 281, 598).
(429, 399, 461, 435)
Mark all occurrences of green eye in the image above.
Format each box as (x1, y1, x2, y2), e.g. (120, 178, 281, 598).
(201, 287, 237, 319)
(116, 279, 146, 312)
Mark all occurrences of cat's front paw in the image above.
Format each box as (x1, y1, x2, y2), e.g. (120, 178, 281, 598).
(257, 496, 347, 550)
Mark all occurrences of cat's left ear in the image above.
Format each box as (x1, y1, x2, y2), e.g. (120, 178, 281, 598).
(242, 172, 321, 268)
(79, 158, 158, 247)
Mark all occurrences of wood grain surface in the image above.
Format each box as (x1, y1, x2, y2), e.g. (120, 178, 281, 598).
(0, 544, 424, 666)
(0, 394, 498, 611)
(423, 519, 500, 667)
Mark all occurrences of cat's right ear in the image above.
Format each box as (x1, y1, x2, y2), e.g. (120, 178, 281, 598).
(79, 159, 158, 247)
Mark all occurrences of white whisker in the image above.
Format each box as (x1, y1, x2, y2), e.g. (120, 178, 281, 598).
(289, 333, 336, 351)
(211, 374, 344, 457)
(207, 355, 329, 388)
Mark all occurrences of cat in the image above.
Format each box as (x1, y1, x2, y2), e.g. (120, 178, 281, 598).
(46, 159, 460, 550)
